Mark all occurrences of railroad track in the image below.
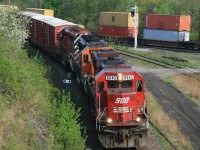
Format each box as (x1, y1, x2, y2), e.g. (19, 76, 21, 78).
(138, 45, 200, 54)
(150, 121, 177, 150)
(120, 51, 200, 78)
(113, 41, 200, 54)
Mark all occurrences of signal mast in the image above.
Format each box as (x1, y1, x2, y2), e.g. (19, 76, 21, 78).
(131, 4, 138, 49)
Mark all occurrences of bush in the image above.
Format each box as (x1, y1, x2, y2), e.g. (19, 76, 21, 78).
(0, 6, 29, 46)
(51, 91, 86, 150)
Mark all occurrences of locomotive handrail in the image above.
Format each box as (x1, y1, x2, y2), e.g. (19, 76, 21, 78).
(74, 34, 83, 44)
(96, 94, 101, 130)
(143, 100, 148, 119)
(98, 107, 107, 130)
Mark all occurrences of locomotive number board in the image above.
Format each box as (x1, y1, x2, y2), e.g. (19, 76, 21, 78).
(106, 75, 134, 81)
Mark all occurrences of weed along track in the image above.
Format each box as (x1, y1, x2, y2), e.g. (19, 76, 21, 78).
(149, 121, 178, 150)
(143, 73, 200, 149)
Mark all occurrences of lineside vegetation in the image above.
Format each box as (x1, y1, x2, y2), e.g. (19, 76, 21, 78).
(146, 91, 193, 150)
(0, 7, 85, 149)
(166, 74, 200, 107)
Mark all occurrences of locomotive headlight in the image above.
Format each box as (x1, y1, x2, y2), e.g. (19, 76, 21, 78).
(107, 118, 112, 123)
(136, 117, 141, 122)
(118, 73, 122, 81)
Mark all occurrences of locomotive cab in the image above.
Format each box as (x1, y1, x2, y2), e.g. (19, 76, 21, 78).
(91, 68, 149, 148)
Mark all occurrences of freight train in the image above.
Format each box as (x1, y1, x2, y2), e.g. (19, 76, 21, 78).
(99, 12, 200, 50)
(20, 11, 149, 148)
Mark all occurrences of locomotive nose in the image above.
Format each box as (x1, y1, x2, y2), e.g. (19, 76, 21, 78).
(107, 91, 134, 106)
(106, 91, 137, 124)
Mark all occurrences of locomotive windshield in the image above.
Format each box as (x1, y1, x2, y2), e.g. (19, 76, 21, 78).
(107, 81, 132, 88)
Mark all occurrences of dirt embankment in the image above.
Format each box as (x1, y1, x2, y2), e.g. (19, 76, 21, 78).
(142, 73, 200, 150)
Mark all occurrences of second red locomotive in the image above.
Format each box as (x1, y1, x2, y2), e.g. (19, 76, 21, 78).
(21, 11, 149, 148)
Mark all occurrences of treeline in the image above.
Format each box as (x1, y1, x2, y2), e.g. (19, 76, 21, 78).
(0, 0, 199, 33)
(0, 7, 85, 149)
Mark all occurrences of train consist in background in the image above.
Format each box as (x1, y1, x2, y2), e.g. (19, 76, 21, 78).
(99, 12, 200, 50)
(99, 12, 138, 38)
(20, 10, 149, 148)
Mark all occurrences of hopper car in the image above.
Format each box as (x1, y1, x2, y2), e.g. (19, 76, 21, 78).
(20, 11, 149, 148)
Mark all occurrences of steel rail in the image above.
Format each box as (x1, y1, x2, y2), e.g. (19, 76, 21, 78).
(120, 51, 200, 78)
(149, 121, 177, 150)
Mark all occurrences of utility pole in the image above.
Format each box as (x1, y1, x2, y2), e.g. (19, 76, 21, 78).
(131, 4, 138, 49)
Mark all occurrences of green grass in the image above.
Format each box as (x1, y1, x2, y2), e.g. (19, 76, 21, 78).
(190, 31, 199, 41)
(151, 125, 171, 150)
(0, 32, 86, 149)
(147, 91, 193, 150)
(123, 55, 160, 68)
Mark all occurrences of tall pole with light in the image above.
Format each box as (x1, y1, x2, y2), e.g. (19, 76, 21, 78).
(131, 4, 138, 49)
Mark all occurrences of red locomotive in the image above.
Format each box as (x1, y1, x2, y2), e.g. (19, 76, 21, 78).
(21, 11, 149, 148)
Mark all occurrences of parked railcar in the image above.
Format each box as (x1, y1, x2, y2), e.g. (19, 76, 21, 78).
(21, 11, 149, 148)
(99, 12, 138, 42)
(144, 14, 191, 31)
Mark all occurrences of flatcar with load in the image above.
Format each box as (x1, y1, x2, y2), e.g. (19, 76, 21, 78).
(98, 12, 200, 50)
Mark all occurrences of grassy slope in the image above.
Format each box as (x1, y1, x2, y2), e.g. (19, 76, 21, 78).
(0, 34, 85, 149)
(164, 75, 200, 107)
(146, 91, 193, 150)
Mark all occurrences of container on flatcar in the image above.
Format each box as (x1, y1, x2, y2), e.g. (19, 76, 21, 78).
(26, 8, 54, 17)
(144, 14, 191, 31)
(143, 29, 190, 42)
(99, 12, 138, 37)
(100, 12, 138, 27)
(99, 26, 138, 38)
